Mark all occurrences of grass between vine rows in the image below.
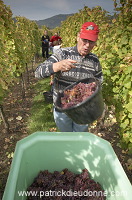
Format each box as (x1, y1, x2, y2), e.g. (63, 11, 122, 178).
(27, 77, 58, 133)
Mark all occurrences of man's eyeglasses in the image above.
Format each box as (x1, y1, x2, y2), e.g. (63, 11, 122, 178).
(81, 38, 96, 45)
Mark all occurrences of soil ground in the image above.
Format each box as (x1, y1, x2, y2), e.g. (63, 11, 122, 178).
(0, 66, 131, 199)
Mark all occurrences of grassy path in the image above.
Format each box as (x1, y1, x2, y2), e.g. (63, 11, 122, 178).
(27, 78, 58, 133)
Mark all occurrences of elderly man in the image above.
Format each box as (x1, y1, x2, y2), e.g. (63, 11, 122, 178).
(35, 22, 103, 132)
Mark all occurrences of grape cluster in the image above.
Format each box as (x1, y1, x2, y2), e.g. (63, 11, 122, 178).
(27, 168, 106, 200)
(61, 82, 96, 109)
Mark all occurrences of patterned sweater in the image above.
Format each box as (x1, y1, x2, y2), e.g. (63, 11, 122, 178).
(35, 45, 103, 103)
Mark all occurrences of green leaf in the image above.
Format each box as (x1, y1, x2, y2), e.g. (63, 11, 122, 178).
(124, 82, 131, 89)
(113, 87, 118, 93)
(126, 65, 132, 74)
(125, 102, 132, 113)
(116, 29, 122, 35)
(111, 75, 119, 81)
(129, 90, 132, 96)
(129, 38, 132, 46)
(121, 36, 128, 45)
(128, 113, 132, 119)
(122, 47, 128, 54)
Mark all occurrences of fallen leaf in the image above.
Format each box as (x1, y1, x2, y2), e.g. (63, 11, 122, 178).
(7, 152, 14, 159)
(116, 143, 121, 148)
(49, 127, 57, 132)
(8, 117, 14, 122)
(127, 158, 132, 165)
(122, 150, 127, 154)
(111, 118, 117, 123)
(97, 133, 102, 137)
(16, 116, 22, 120)
(4, 145, 8, 150)
(5, 138, 10, 143)
(109, 114, 113, 118)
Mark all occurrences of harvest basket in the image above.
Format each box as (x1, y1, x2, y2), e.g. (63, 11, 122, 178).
(54, 78, 104, 124)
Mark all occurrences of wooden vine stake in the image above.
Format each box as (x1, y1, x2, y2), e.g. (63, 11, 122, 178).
(20, 73, 26, 99)
(0, 105, 10, 133)
(26, 63, 30, 84)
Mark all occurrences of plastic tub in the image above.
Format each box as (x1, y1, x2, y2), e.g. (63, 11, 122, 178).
(2, 132, 132, 200)
(55, 78, 104, 124)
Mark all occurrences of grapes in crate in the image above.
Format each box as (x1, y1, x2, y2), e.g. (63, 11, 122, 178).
(27, 168, 106, 199)
(61, 82, 96, 109)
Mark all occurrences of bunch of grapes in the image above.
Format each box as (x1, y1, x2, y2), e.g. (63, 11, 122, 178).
(61, 82, 96, 109)
(27, 168, 106, 200)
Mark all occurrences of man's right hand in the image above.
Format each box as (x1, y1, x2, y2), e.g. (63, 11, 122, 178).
(53, 59, 77, 72)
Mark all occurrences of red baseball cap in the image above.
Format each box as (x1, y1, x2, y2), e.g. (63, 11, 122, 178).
(80, 22, 99, 41)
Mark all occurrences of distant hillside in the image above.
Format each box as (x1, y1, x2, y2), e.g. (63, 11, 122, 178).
(35, 14, 74, 29)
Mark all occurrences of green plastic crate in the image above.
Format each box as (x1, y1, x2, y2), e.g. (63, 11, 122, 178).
(2, 132, 132, 200)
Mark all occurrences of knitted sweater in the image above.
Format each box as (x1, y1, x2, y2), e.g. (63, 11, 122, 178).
(35, 46, 103, 103)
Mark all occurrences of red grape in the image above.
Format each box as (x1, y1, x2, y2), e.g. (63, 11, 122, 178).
(61, 82, 96, 109)
(27, 168, 106, 200)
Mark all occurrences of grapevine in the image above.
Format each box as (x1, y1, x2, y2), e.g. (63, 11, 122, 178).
(0, 0, 41, 131)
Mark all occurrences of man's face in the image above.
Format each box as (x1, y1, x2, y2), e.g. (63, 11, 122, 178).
(44, 31, 47, 35)
(77, 34, 96, 56)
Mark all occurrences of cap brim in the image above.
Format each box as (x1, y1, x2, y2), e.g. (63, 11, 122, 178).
(80, 32, 98, 42)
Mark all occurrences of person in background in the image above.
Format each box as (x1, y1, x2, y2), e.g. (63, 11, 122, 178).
(50, 32, 62, 47)
(35, 22, 103, 132)
(52, 39, 62, 54)
(41, 30, 50, 59)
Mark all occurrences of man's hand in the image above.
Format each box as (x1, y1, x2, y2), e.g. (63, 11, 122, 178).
(53, 59, 77, 72)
